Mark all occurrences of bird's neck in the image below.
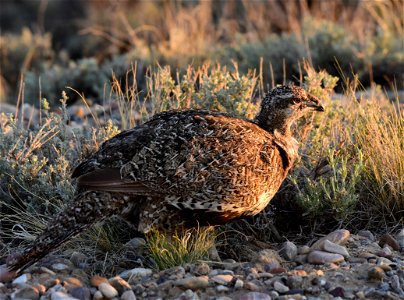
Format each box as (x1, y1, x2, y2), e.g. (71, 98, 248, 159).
(255, 111, 293, 137)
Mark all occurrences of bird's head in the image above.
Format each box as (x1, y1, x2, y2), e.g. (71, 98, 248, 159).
(255, 85, 324, 134)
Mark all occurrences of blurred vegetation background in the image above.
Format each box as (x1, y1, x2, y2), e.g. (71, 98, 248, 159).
(1, 0, 403, 105)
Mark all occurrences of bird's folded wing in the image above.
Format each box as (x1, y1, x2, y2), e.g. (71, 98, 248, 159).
(76, 167, 161, 195)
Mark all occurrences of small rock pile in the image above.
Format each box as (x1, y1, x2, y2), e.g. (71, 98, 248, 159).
(1, 229, 403, 300)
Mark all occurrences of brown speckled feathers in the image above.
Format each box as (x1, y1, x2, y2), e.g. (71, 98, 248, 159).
(1, 85, 324, 277)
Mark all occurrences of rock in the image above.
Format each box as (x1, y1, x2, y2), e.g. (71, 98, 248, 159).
(253, 249, 282, 269)
(191, 263, 210, 276)
(64, 277, 82, 288)
(390, 275, 404, 297)
(174, 276, 209, 290)
(90, 275, 108, 287)
(239, 292, 271, 300)
(357, 230, 375, 241)
(322, 240, 350, 258)
(279, 241, 298, 261)
(120, 268, 152, 279)
(273, 281, 289, 293)
(177, 289, 199, 300)
(329, 287, 345, 297)
(11, 286, 39, 300)
(12, 273, 31, 285)
(294, 254, 307, 264)
(378, 234, 399, 251)
(51, 263, 69, 272)
(211, 274, 233, 285)
(297, 245, 310, 254)
(286, 275, 303, 289)
(50, 291, 79, 300)
(234, 279, 244, 289)
(216, 285, 229, 292)
(70, 252, 88, 268)
(244, 281, 261, 292)
(124, 238, 146, 258)
(98, 282, 119, 298)
(368, 266, 385, 281)
(161, 266, 186, 281)
(396, 229, 404, 251)
(121, 290, 137, 300)
(310, 229, 350, 250)
(69, 287, 91, 300)
(108, 276, 131, 294)
(93, 290, 103, 300)
(307, 250, 345, 264)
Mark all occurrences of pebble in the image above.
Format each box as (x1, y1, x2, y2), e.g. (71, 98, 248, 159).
(310, 230, 350, 250)
(12, 273, 31, 285)
(108, 276, 131, 294)
(2, 228, 403, 299)
(368, 266, 385, 281)
(390, 274, 404, 297)
(11, 286, 39, 300)
(90, 275, 108, 287)
(191, 263, 210, 276)
(216, 285, 229, 292)
(50, 291, 78, 300)
(69, 252, 88, 268)
(244, 281, 261, 291)
(51, 263, 69, 272)
(69, 286, 91, 300)
(307, 250, 345, 264)
(235, 279, 244, 289)
(120, 267, 152, 279)
(273, 281, 289, 293)
(378, 234, 400, 251)
(93, 290, 103, 300)
(322, 240, 350, 258)
(396, 228, 404, 251)
(174, 276, 209, 290)
(121, 290, 137, 300)
(357, 230, 375, 241)
(298, 245, 310, 254)
(253, 249, 282, 269)
(279, 241, 298, 261)
(98, 282, 119, 298)
(239, 292, 271, 300)
(211, 274, 233, 285)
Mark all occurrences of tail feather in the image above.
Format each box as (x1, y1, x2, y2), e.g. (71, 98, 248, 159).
(6, 191, 128, 274)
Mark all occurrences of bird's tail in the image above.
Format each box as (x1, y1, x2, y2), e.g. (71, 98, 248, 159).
(5, 191, 128, 275)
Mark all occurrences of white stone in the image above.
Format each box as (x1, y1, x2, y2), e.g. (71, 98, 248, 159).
(12, 273, 30, 285)
(323, 240, 350, 258)
(307, 250, 345, 264)
(119, 268, 152, 279)
(234, 279, 244, 289)
(98, 282, 118, 299)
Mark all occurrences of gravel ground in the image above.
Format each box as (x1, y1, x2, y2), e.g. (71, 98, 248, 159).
(1, 229, 403, 300)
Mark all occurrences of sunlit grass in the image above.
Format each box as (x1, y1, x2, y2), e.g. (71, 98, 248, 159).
(146, 227, 217, 270)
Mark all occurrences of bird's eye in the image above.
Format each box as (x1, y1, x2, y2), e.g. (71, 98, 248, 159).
(292, 98, 301, 104)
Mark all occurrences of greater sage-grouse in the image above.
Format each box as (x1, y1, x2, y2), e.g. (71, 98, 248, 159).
(0, 85, 323, 280)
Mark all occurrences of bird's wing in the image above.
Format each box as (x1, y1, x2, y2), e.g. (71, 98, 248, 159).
(72, 110, 279, 196)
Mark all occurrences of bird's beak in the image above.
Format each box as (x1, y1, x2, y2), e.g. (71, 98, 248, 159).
(306, 95, 324, 112)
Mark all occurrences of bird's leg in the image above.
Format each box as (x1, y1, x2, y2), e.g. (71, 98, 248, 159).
(2, 191, 129, 278)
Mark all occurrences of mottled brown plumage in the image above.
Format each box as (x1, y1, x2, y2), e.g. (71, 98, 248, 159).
(0, 85, 323, 280)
